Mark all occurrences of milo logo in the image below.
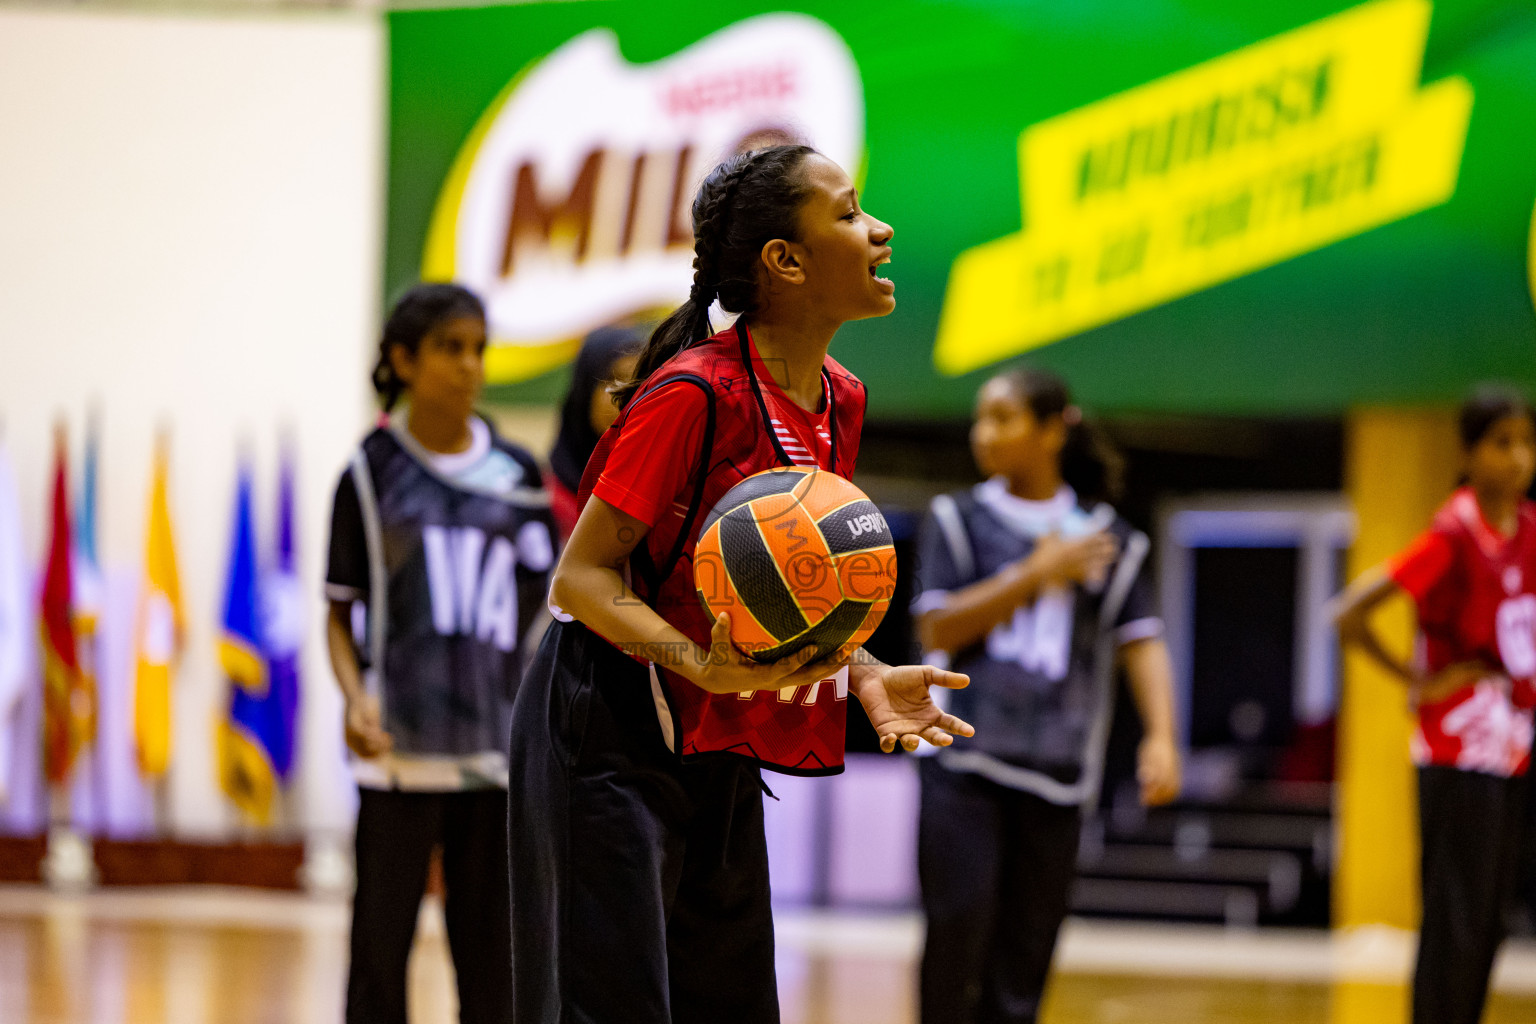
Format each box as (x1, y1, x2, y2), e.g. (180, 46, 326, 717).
(423, 14, 865, 383)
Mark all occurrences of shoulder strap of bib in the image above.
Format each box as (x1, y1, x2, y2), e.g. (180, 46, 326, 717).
(930, 491, 977, 584)
(736, 320, 838, 472)
(626, 372, 717, 595)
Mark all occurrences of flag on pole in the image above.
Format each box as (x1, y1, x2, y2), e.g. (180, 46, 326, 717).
(40, 425, 89, 787)
(133, 430, 183, 777)
(72, 415, 103, 761)
(259, 441, 301, 784)
(0, 439, 29, 805)
(217, 460, 278, 824)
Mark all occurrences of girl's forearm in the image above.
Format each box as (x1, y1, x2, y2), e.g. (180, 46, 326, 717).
(1334, 570, 1419, 686)
(1121, 638, 1178, 743)
(326, 602, 367, 704)
(919, 560, 1044, 654)
(1346, 623, 1420, 686)
(550, 561, 710, 679)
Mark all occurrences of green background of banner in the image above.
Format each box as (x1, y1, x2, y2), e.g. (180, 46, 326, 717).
(386, 0, 1536, 418)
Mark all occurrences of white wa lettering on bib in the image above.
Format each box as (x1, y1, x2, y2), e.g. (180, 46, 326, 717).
(422, 525, 519, 652)
(987, 589, 1074, 682)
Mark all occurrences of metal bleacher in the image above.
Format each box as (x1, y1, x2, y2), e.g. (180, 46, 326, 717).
(1073, 780, 1333, 927)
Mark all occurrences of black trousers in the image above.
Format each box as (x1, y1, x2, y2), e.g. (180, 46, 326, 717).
(917, 758, 1081, 1024)
(1413, 765, 1529, 1024)
(346, 787, 513, 1024)
(507, 621, 778, 1024)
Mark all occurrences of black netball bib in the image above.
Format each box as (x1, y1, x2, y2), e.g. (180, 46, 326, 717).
(926, 487, 1152, 805)
(349, 424, 556, 758)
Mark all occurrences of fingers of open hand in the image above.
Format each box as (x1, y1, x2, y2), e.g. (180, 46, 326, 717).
(940, 712, 975, 738)
(920, 725, 955, 748)
(929, 669, 970, 690)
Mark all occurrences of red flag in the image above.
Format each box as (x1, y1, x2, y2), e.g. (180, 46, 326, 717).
(40, 424, 86, 786)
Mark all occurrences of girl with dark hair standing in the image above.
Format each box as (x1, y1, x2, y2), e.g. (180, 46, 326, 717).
(507, 145, 973, 1024)
(546, 325, 643, 540)
(913, 366, 1181, 1024)
(324, 282, 556, 1024)
(1335, 385, 1536, 1024)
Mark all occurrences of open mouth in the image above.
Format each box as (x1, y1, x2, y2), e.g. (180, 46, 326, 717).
(870, 251, 893, 287)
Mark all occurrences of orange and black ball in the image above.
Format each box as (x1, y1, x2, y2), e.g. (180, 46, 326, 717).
(694, 466, 896, 663)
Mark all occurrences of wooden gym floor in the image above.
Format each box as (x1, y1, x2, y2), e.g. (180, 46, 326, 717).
(5, 885, 1536, 1023)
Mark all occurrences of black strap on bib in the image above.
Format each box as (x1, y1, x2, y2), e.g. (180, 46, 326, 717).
(737, 320, 838, 473)
(628, 372, 716, 595)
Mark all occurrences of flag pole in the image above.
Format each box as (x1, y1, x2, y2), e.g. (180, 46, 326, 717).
(83, 403, 111, 842)
(40, 418, 94, 890)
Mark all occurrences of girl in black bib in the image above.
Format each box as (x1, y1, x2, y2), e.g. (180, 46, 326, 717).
(325, 283, 556, 1024)
(913, 367, 1181, 1024)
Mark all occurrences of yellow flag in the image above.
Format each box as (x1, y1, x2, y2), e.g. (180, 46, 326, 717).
(133, 432, 184, 777)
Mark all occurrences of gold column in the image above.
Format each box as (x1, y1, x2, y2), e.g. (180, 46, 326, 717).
(1335, 407, 1458, 929)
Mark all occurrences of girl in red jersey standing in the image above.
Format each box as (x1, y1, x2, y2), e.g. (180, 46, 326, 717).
(506, 145, 974, 1024)
(1335, 386, 1536, 1024)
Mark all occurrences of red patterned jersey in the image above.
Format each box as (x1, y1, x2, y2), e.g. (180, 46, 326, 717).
(1388, 489, 1536, 776)
(578, 321, 866, 775)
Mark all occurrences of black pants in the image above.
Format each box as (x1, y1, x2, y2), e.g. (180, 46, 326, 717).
(346, 787, 512, 1024)
(917, 758, 1082, 1024)
(507, 621, 778, 1024)
(1413, 766, 1528, 1024)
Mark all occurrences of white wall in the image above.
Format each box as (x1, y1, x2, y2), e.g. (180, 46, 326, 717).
(0, 8, 383, 837)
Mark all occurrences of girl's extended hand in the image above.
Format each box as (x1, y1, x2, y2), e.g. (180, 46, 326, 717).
(688, 612, 852, 695)
(851, 662, 974, 753)
(344, 693, 394, 758)
(1029, 531, 1119, 589)
(1137, 733, 1182, 806)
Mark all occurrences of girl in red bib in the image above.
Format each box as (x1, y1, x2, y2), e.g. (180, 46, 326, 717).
(506, 145, 973, 1024)
(1335, 386, 1536, 1024)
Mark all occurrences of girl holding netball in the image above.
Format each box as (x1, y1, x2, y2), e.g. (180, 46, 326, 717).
(913, 367, 1181, 1024)
(507, 144, 973, 1023)
(1335, 386, 1536, 1024)
(324, 283, 556, 1024)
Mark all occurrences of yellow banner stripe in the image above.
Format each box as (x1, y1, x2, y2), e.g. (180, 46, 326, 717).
(935, 0, 1473, 375)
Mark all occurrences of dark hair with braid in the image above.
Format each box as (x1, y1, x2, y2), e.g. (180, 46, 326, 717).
(371, 283, 486, 411)
(612, 144, 817, 407)
(998, 366, 1125, 503)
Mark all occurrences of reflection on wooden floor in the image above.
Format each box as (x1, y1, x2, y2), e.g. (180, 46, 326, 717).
(5, 886, 1536, 1023)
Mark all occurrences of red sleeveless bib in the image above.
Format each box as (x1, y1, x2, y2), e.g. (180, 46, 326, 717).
(579, 321, 866, 774)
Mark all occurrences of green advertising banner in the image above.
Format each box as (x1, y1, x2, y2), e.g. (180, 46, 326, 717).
(386, 0, 1536, 418)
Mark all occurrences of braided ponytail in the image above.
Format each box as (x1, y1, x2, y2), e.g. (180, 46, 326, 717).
(613, 144, 816, 407)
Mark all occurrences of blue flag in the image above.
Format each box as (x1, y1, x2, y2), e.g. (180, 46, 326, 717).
(218, 459, 278, 825)
(260, 444, 301, 783)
